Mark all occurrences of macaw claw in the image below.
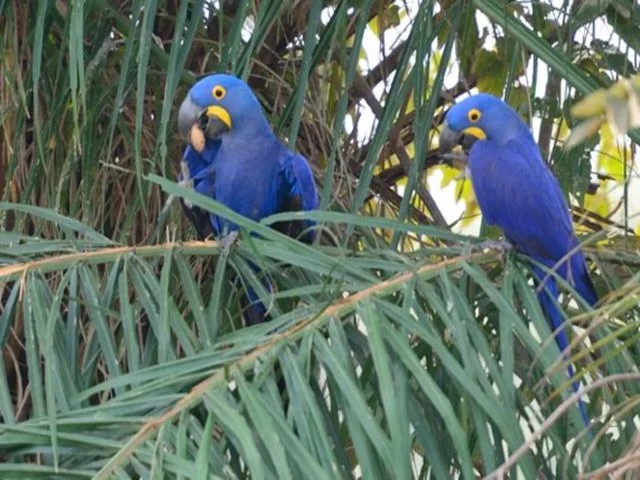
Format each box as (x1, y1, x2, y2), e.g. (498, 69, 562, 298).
(220, 230, 240, 253)
(461, 238, 513, 258)
(178, 160, 194, 208)
(440, 151, 469, 170)
(477, 239, 513, 252)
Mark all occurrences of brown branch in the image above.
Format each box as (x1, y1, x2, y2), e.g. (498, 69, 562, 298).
(355, 79, 473, 165)
(350, 77, 448, 226)
(366, 172, 433, 226)
(0, 241, 222, 282)
(538, 73, 560, 161)
(485, 373, 640, 480)
(582, 431, 640, 479)
(572, 205, 635, 235)
(347, 40, 408, 110)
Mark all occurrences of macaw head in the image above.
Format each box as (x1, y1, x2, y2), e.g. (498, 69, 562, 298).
(178, 73, 269, 141)
(439, 93, 529, 154)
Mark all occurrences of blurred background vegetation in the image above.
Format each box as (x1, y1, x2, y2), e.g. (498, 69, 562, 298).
(0, 0, 639, 478)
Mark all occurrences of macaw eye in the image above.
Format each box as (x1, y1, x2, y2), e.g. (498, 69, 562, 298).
(468, 108, 481, 122)
(212, 85, 226, 100)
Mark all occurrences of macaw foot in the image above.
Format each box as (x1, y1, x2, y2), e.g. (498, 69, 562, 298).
(178, 160, 194, 208)
(220, 231, 240, 253)
(477, 239, 513, 252)
(461, 238, 513, 258)
(440, 151, 468, 170)
(161, 175, 193, 214)
(177, 179, 194, 208)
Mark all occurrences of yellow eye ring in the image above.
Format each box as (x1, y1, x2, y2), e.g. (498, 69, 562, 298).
(212, 85, 226, 100)
(468, 108, 481, 123)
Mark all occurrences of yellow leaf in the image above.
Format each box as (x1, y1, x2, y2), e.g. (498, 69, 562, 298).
(368, 17, 380, 38)
(564, 117, 604, 150)
(460, 201, 480, 228)
(596, 123, 630, 181)
(571, 75, 640, 136)
(584, 181, 611, 217)
(434, 165, 460, 189)
(471, 49, 505, 96)
(406, 89, 415, 115)
(373, 153, 400, 175)
(507, 86, 529, 115)
(367, 5, 401, 39)
(404, 142, 415, 157)
(571, 90, 609, 118)
(556, 117, 571, 141)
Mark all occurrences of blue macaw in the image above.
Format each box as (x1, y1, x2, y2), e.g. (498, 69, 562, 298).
(439, 93, 598, 427)
(177, 73, 318, 325)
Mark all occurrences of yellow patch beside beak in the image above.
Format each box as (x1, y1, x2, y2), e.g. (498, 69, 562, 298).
(463, 126, 487, 140)
(206, 105, 232, 130)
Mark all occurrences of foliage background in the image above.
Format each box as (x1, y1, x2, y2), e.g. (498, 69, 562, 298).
(0, 0, 639, 478)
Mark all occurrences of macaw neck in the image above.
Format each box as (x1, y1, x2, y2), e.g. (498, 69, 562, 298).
(221, 114, 276, 149)
(218, 121, 281, 166)
(482, 128, 545, 165)
(486, 108, 533, 146)
(490, 126, 535, 147)
(506, 124, 540, 156)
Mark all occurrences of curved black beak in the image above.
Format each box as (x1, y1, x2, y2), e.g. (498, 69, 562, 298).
(178, 95, 231, 140)
(178, 95, 204, 138)
(438, 123, 464, 154)
(439, 122, 479, 153)
(438, 122, 479, 167)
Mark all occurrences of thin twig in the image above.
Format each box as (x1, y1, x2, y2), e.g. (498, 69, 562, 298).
(351, 78, 448, 226)
(0, 241, 222, 282)
(581, 431, 640, 479)
(485, 373, 640, 480)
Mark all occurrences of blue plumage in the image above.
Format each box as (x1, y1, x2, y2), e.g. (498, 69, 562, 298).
(177, 74, 318, 324)
(440, 93, 597, 427)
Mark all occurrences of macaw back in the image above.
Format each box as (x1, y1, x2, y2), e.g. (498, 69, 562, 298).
(211, 137, 282, 233)
(440, 93, 598, 427)
(468, 134, 598, 307)
(469, 135, 597, 427)
(177, 74, 318, 325)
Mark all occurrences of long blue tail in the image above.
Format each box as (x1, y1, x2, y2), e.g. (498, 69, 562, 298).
(241, 285, 270, 326)
(534, 267, 590, 428)
(238, 262, 272, 326)
(238, 266, 288, 400)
